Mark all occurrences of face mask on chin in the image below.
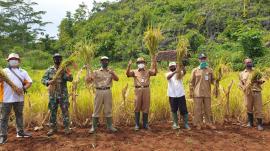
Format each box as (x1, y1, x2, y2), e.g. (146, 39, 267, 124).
(9, 60, 19, 67)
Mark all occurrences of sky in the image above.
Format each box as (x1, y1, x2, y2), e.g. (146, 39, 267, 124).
(33, 0, 116, 39)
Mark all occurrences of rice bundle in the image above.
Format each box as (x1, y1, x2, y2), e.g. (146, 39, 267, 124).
(75, 41, 96, 85)
(0, 68, 21, 95)
(262, 68, 270, 80)
(75, 41, 96, 66)
(251, 70, 262, 82)
(213, 63, 232, 98)
(49, 52, 78, 94)
(245, 70, 262, 94)
(143, 26, 164, 57)
(213, 64, 223, 98)
(176, 36, 189, 79)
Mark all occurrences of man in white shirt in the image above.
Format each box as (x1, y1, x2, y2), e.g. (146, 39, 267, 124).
(166, 62, 190, 130)
(0, 53, 32, 144)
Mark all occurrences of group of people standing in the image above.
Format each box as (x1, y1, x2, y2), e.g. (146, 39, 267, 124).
(0, 52, 265, 144)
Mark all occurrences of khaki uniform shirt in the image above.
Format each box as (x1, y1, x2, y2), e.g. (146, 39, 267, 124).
(92, 68, 113, 88)
(239, 69, 262, 92)
(190, 67, 215, 98)
(127, 69, 156, 87)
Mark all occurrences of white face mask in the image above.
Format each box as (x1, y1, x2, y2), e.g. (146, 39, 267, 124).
(138, 63, 145, 69)
(9, 60, 19, 67)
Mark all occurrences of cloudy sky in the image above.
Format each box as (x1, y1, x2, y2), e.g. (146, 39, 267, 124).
(33, 0, 116, 38)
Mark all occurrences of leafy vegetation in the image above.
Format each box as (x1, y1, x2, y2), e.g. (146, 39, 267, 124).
(1, 0, 270, 71)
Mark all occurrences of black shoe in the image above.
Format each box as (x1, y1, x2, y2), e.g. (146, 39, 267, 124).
(0, 135, 7, 144)
(16, 130, 32, 138)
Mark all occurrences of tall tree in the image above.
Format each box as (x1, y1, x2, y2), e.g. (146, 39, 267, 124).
(58, 11, 74, 51)
(73, 2, 89, 23)
(0, 0, 48, 49)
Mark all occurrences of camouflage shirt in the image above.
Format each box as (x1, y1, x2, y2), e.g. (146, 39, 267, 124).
(41, 66, 73, 99)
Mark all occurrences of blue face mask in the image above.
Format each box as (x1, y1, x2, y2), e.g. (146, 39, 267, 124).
(199, 62, 208, 69)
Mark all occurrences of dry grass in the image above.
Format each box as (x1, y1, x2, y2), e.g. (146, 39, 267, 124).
(18, 69, 270, 129)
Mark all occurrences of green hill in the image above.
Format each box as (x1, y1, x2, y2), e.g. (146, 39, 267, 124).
(58, 0, 270, 70)
(1, 0, 270, 70)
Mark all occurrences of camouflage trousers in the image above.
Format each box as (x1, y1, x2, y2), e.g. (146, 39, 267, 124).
(48, 98, 70, 129)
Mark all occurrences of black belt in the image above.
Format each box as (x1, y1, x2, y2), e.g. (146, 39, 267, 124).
(135, 85, 149, 88)
(96, 87, 110, 90)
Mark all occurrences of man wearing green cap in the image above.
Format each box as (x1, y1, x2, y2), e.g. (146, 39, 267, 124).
(189, 53, 216, 130)
(87, 56, 119, 133)
(166, 62, 190, 130)
(42, 53, 73, 136)
(126, 56, 157, 131)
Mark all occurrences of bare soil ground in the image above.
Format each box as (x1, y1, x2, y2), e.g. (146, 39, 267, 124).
(0, 121, 270, 151)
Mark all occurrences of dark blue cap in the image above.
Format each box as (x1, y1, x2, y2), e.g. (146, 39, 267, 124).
(198, 53, 207, 59)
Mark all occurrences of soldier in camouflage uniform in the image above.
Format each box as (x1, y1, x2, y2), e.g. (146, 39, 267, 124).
(41, 53, 73, 136)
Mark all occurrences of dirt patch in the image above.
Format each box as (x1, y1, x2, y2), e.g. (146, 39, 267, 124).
(0, 122, 269, 151)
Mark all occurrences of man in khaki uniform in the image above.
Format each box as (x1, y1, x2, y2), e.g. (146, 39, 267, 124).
(239, 58, 264, 131)
(87, 56, 119, 133)
(126, 56, 157, 131)
(189, 53, 216, 130)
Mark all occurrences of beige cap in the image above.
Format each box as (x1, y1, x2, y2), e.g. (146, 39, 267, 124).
(7, 53, 20, 61)
(100, 56, 109, 60)
(169, 62, 176, 67)
(136, 57, 145, 63)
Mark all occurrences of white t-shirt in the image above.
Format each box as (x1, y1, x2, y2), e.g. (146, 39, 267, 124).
(166, 71, 185, 97)
(0, 68, 32, 103)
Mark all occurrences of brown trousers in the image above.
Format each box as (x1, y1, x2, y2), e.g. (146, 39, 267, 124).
(245, 91, 263, 118)
(134, 87, 150, 113)
(193, 97, 212, 126)
(92, 89, 112, 118)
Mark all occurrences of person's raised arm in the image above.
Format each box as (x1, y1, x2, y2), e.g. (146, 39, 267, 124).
(126, 60, 134, 77)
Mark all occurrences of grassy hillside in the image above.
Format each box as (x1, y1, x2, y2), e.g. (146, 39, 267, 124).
(57, 0, 270, 70)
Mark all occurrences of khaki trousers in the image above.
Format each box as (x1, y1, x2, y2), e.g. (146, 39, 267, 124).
(193, 97, 212, 126)
(134, 87, 150, 113)
(92, 89, 112, 117)
(245, 91, 263, 118)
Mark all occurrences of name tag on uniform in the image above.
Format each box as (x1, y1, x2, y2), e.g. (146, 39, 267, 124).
(141, 78, 145, 83)
(205, 74, 209, 81)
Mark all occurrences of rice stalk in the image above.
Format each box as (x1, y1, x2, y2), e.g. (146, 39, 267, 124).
(75, 40, 96, 66)
(213, 63, 232, 98)
(49, 52, 78, 94)
(245, 69, 262, 95)
(0, 68, 22, 95)
(176, 36, 189, 79)
(75, 41, 96, 87)
(71, 67, 84, 124)
(251, 70, 263, 82)
(222, 80, 234, 118)
(143, 26, 164, 57)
